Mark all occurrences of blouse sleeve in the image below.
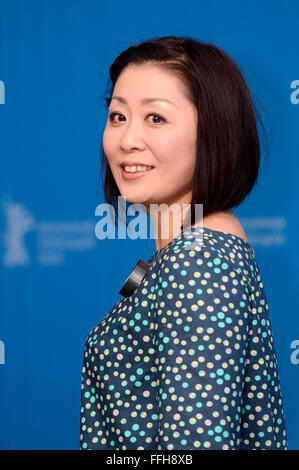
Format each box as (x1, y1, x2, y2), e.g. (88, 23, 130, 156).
(80, 329, 102, 450)
(153, 247, 252, 450)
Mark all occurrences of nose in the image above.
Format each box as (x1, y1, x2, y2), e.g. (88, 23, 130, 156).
(119, 118, 146, 152)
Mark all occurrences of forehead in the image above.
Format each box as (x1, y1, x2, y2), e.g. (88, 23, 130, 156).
(112, 64, 188, 103)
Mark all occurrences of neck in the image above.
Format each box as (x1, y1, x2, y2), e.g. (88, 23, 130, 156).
(146, 193, 200, 252)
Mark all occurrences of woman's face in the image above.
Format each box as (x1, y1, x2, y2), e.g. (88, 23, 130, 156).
(103, 63, 198, 211)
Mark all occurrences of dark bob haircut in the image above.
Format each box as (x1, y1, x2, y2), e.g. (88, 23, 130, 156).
(100, 35, 269, 231)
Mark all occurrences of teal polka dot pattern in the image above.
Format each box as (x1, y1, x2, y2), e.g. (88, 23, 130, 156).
(80, 227, 288, 450)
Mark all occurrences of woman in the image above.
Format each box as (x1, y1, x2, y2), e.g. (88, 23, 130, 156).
(80, 35, 288, 450)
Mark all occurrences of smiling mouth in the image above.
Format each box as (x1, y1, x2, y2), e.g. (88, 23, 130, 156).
(121, 166, 154, 179)
(121, 165, 154, 172)
(122, 167, 154, 173)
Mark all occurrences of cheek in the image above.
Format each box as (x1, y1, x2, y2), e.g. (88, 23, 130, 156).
(102, 126, 117, 159)
(154, 130, 180, 153)
(154, 128, 196, 170)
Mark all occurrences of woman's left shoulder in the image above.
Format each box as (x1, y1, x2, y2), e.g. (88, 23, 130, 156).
(159, 236, 243, 281)
(156, 229, 257, 298)
(201, 209, 249, 243)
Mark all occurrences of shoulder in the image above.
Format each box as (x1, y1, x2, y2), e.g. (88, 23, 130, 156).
(152, 236, 253, 339)
(154, 235, 252, 301)
(201, 209, 249, 244)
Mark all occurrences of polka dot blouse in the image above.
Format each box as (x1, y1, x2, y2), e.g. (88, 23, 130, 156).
(80, 227, 288, 450)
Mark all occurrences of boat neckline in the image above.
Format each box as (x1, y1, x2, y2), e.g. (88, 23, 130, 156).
(150, 225, 254, 259)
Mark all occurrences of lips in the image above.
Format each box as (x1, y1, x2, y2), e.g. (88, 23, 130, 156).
(121, 166, 154, 180)
(120, 161, 154, 168)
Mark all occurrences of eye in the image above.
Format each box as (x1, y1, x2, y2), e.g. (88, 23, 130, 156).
(148, 114, 166, 124)
(109, 112, 125, 123)
(108, 112, 166, 125)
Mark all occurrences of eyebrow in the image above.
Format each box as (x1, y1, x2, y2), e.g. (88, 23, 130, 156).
(110, 96, 178, 107)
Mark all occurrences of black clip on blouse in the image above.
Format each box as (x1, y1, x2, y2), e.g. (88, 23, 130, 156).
(119, 260, 151, 298)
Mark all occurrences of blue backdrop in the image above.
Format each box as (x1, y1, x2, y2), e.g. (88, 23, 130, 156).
(0, 0, 298, 450)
